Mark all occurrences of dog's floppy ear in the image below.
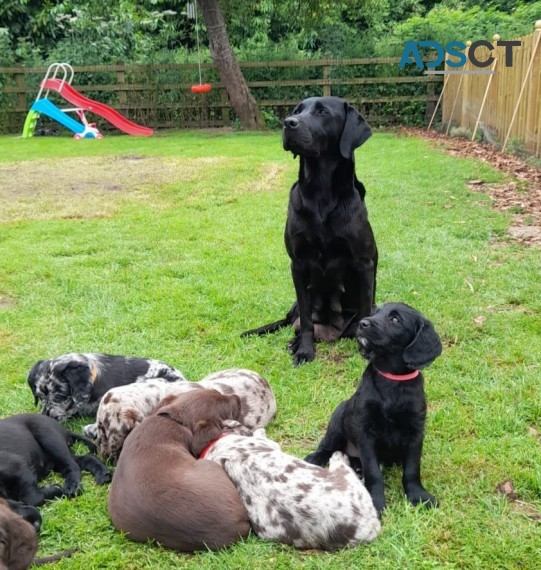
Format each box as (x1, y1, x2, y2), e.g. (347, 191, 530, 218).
(53, 361, 94, 406)
(214, 394, 242, 422)
(191, 418, 224, 458)
(403, 318, 442, 370)
(27, 360, 44, 406)
(339, 102, 372, 159)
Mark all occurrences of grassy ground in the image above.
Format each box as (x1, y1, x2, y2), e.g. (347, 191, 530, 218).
(0, 130, 539, 569)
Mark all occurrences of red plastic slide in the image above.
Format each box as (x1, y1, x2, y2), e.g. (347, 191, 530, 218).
(42, 78, 154, 136)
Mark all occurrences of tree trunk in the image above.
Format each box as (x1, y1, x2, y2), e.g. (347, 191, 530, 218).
(197, 0, 266, 130)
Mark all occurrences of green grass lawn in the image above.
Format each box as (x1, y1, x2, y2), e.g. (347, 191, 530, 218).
(0, 130, 540, 569)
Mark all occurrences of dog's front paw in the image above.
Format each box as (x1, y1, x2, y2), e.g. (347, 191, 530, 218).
(292, 346, 315, 366)
(408, 491, 438, 509)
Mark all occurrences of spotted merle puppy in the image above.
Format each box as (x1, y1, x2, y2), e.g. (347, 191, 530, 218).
(28, 353, 185, 421)
(170, 390, 380, 551)
(0, 414, 110, 507)
(305, 303, 442, 515)
(85, 368, 276, 463)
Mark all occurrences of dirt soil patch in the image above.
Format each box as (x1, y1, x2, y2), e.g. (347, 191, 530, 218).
(402, 128, 541, 246)
(0, 155, 225, 222)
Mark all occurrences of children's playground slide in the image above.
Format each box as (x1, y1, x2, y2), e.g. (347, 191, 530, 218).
(22, 63, 153, 138)
(41, 79, 153, 136)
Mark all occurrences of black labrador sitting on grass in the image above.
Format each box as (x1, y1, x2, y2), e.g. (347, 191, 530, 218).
(305, 303, 442, 515)
(0, 414, 110, 507)
(242, 96, 378, 365)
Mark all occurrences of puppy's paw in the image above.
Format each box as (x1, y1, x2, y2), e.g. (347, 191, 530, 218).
(42, 484, 64, 501)
(63, 480, 83, 498)
(408, 491, 438, 509)
(329, 451, 349, 468)
(94, 469, 112, 485)
(83, 423, 98, 438)
(304, 451, 327, 466)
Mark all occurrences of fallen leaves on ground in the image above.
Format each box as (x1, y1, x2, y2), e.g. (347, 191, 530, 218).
(401, 128, 541, 246)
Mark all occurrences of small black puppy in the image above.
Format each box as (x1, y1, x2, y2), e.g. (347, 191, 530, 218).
(305, 303, 442, 515)
(242, 97, 377, 366)
(28, 353, 185, 421)
(0, 414, 110, 507)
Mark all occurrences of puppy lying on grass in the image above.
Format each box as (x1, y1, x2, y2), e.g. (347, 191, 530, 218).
(86, 368, 276, 463)
(108, 390, 250, 552)
(165, 390, 381, 551)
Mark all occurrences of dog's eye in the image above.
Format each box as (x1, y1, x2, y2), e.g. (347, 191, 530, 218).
(293, 107, 302, 115)
(316, 108, 327, 115)
(391, 316, 400, 324)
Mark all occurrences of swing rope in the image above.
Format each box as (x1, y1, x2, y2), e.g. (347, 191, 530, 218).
(194, 3, 203, 86)
(190, 2, 211, 93)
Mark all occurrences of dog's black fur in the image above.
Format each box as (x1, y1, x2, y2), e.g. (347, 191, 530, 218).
(27, 353, 185, 421)
(242, 96, 378, 365)
(305, 303, 442, 514)
(0, 414, 111, 507)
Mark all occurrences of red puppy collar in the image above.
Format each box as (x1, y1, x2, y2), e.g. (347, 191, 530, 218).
(376, 368, 420, 381)
(199, 434, 229, 459)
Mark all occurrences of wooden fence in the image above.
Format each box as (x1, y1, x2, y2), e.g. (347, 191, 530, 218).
(0, 58, 442, 133)
(442, 22, 541, 157)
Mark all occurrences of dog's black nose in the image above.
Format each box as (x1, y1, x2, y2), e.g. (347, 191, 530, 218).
(284, 117, 299, 129)
(360, 319, 370, 328)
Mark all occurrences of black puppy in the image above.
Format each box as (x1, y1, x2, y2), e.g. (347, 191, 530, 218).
(242, 96, 378, 365)
(305, 303, 442, 514)
(0, 414, 110, 507)
(28, 353, 185, 421)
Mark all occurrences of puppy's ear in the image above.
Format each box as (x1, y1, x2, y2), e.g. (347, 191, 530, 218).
(339, 103, 372, 159)
(214, 393, 242, 422)
(190, 419, 224, 458)
(403, 319, 442, 369)
(54, 361, 93, 406)
(227, 394, 242, 421)
(27, 360, 44, 405)
(1, 507, 38, 569)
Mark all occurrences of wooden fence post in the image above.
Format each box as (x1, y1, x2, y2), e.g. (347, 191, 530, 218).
(445, 42, 470, 135)
(503, 21, 541, 152)
(472, 35, 499, 140)
(322, 58, 331, 97)
(15, 66, 27, 110)
(220, 87, 230, 126)
(116, 66, 127, 107)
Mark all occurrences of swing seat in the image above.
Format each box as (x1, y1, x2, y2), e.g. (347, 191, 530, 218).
(191, 83, 212, 93)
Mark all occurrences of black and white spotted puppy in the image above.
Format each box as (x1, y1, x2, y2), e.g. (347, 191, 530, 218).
(200, 425, 381, 550)
(85, 369, 277, 462)
(28, 353, 185, 422)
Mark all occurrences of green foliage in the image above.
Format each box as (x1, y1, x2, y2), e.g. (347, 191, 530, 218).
(384, 2, 541, 56)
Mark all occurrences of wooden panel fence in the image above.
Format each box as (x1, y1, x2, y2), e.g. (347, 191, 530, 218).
(0, 57, 441, 134)
(442, 22, 541, 157)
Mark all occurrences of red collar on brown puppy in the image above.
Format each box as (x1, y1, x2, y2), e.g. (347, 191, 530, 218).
(199, 434, 230, 459)
(375, 369, 420, 381)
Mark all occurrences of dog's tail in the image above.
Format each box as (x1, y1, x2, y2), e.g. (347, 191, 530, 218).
(241, 303, 298, 337)
(33, 548, 77, 566)
(69, 432, 98, 453)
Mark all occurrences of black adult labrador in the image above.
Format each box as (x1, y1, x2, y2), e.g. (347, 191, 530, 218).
(242, 97, 378, 365)
(305, 303, 442, 515)
(0, 414, 110, 507)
